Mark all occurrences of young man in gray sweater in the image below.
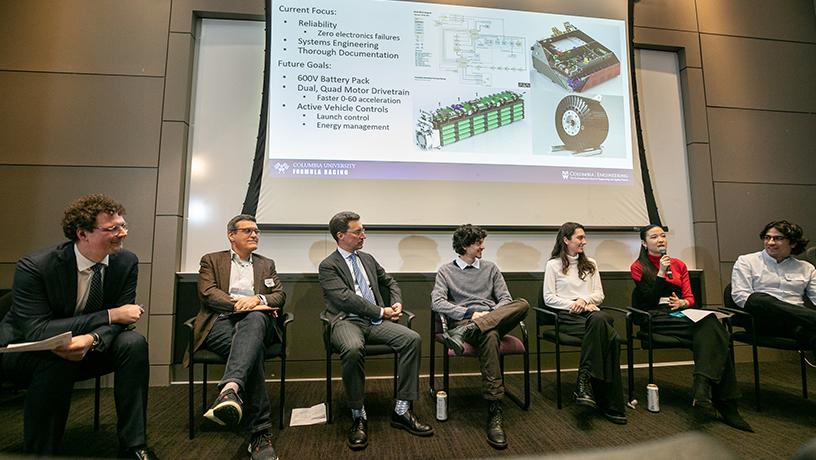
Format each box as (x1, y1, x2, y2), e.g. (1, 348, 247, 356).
(431, 224, 529, 449)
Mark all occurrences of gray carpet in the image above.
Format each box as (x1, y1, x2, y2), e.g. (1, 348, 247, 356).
(0, 361, 813, 459)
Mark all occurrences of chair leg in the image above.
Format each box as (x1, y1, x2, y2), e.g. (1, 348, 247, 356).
(800, 351, 808, 399)
(279, 356, 287, 430)
(555, 339, 562, 409)
(429, 338, 436, 396)
(535, 323, 542, 393)
(202, 364, 209, 414)
(443, 351, 450, 396)
(626, 317, 634, 403)
(523, 348, 531, 410)
(189, 362, 195, 439)
(93, 376, 101, 432)
(326, 351, 333, 424)
(751, 342, 761, 411)
(393, 352, 398, 398)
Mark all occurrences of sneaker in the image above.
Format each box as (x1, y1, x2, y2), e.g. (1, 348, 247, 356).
(248, 430, 279, 460)
(204, 388, 243, 427)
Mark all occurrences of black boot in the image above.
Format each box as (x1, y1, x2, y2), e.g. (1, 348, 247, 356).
(692, 374, 712, 408)
(443, 322, 481, 356)
(574, 369, 596, 408)
(485, 401, 507, 449)
(713, 400, 753, 432)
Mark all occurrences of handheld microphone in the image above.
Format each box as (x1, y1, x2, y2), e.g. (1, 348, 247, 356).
(658, 247, 673, 279)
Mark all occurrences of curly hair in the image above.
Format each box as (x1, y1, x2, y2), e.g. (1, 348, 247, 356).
(759, 220, 809, 255)
(549, 222, 596, 280)
(61, 194, 126, 241)
(452, 224, 487, 255)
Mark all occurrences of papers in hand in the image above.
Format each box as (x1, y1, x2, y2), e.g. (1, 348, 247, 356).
(289, 403, 327, 426)
(678, 309, 731, 323)
(0, 331, 72, 353)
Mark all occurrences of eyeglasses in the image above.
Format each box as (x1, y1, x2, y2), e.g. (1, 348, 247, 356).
(346, 228, 366, 235)
(95, 224, 128, 234)
(233, 228, 261, 236)
(763, 235, 787, 242)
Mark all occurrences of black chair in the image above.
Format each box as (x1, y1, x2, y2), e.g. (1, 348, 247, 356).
(319, 310, 413, 423)
(626, 291, 697, 403)
(184, 312, 294, 439)
(722, 283, 809, 411)
(534, 303, 629, 409)
(0, 291, 103, 431)
(428, 310, 530, 410)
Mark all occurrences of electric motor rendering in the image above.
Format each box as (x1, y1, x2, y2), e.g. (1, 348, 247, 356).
(554, 95, 609, 152)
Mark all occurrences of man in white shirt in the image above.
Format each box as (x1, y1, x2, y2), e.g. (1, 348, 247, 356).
(731, 220, 816, 356)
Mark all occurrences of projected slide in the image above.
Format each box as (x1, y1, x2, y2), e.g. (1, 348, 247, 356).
(268, 0, 632, 185)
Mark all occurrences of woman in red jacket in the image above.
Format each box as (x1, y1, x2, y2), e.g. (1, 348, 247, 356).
(631, 224, 751, 431)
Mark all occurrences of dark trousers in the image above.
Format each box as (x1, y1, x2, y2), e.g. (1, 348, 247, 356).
(331, 317, 421, 409)
(744, 292, 816, 351)
(451, 299, 529, 401)
(1, 330, 149, 455)
(650, 313, 739, 400)
(204, 311, 276, 434)
(558, 310, 625, 412)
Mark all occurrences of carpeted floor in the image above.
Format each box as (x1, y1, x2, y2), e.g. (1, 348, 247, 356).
(0, 361, 813, 459)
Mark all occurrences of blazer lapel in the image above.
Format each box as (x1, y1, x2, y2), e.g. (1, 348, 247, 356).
(332, 251, 355, 290)
(57, 243, 78, 316)
(252, 254, 266, 294)
(217, 251, 231, 292)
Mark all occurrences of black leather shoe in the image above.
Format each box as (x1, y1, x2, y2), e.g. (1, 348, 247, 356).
(485, 401, 507, 449)
(390, 410, 434, 436)
(573, 369, 597, 408)
(443, 322, 481, 355)
(118, 446, 159, 460)
(603, 410, 628, 425)
(347, 417, 368, 450)
(714, 400, 754, 432)
(692, 374, 712, 408)
(248, 430, 279, 460)
(204, 388, 243, 427)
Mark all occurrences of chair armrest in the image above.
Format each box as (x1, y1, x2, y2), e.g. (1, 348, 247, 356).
(439, 313, 449, 333)
(532, 306, 562, 336)
(183, 317, 195, 330)
(627, 306, 653, 318)
(721, 307, 750, 318)
(517, 320, 529, 345)
(532, 306, 558, 320)
(600, 306, 629, 316)
(281, 312, 295, 328)
(403, 309, 415, 329)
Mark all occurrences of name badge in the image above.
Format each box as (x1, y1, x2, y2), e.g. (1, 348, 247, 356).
(264, 278, 275, 287)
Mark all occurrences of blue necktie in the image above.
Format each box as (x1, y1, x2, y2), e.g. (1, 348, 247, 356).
(85, 263, 104, 314)
(349, 253, 382, 325)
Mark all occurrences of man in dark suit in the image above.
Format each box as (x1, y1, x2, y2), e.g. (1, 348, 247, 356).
(318, 211, 433, 451)
(0, 194, 154, 458)
(189, 214, 285, 460)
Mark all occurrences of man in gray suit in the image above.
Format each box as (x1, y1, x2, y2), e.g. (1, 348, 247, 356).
(319, 211, 433, 450)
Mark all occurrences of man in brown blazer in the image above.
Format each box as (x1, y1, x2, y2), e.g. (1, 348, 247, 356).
(189, 214, 284, 460)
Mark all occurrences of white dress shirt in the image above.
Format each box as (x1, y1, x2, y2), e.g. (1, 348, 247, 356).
(337, 247, 383, 319)
(731, 249, 816, 308)
(74, 244, 108, 315)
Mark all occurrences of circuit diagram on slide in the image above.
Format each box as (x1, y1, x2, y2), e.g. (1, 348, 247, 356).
(415, 13, 528, 86)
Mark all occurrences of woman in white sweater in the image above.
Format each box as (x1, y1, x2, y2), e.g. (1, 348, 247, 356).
(543, 222, 626, 424)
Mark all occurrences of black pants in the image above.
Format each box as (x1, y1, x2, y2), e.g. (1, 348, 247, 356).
(649, 313, 739, 401)
(450, 299, 530, 401)
(1, 330, 149, 455)
(744, 292, 816, 351)
(558, 310, 625, 412)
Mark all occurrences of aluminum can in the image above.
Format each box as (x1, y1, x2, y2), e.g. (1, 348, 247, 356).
(646, 384, 660, 412)
(435, 391, 448, 421)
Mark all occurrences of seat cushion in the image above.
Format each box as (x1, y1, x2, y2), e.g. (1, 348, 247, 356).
(434, 333, 526, 356)
(539, 330, 583, 347)
(732, 331, 802, 350)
